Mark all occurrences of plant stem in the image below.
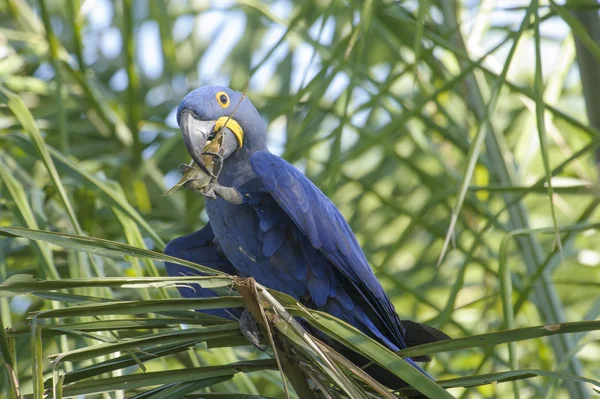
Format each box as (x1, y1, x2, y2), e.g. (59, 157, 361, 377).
(570, 4, 600, 167)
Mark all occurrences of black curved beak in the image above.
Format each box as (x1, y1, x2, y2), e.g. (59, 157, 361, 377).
(179, 110, 240, 176)
(179, 110, 215, 172)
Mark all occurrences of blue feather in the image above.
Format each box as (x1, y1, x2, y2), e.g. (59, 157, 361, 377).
(164, 223, 241, 320)
(262, 225, 286, 257)
(250, 151, 409, 350)
(307, 274, 329, 307)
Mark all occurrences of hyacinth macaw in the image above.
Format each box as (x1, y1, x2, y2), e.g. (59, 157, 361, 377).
(164, 86, 448, 388)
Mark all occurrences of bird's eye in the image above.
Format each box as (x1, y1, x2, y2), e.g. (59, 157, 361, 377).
(216, 91, 230, 108)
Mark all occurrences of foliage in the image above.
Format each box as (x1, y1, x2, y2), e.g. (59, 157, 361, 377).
(1, 0, 600, 398)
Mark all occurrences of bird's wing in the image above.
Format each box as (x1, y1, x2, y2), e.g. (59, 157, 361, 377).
(164, 223, 241, 319)
(249, 151, 407, 349)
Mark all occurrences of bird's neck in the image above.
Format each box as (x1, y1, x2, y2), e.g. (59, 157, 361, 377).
(218, 144, 267, 188)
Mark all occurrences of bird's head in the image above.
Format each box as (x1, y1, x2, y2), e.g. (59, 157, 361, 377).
(177, 86, 266, 170)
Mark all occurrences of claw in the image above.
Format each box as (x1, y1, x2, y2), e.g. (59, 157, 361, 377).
(179, 163, 195, 174)
(202, 151, 221, 159)
(202, 186, 218, 200)
(196, 160, 218, 180)
(201, 151, 224, 179)
(239, 309, 266, 351)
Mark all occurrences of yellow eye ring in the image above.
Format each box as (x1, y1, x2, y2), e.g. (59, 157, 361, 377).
(216, 91, 230, 108)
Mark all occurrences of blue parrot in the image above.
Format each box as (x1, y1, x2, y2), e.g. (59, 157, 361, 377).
(164, 86, 448, 388)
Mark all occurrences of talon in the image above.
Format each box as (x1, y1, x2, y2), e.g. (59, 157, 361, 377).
(213, 158, 223, 178)
(197, 161, 218, 180)
(178, 163, 195, 173)
(203, 186, 218, 200)
(202, 152, 224, 179)
(213, 184, 244, 205)
(239, 310, 266, 351)
(202, 151, 221, 159)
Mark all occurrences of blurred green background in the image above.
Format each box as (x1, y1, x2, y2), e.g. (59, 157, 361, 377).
(1, 0, 599, 398)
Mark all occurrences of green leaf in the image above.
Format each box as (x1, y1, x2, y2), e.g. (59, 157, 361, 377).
(1, 274, 232, 296)
(297, 309, 453, 398)
(44, 343, 197, 388)
(396, 320, 600, 358)
(54, 360, 276, 397)
(50, 323, 243, 363)
(0, 226, 227, 276)
(34, 297, 244, 320)
(399, 369, 600, 396)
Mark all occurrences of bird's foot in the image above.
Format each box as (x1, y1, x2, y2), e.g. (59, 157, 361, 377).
(174, 163, 210, 193)
(199, 179, 244, 205)
(212, 184, 244, 204)
(202, 186, 218, 200)
(178, 153, 243, 204)
(239, 309, 267, 351)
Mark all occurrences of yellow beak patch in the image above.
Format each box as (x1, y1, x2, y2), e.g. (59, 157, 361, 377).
(214, 116, 244, 149)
